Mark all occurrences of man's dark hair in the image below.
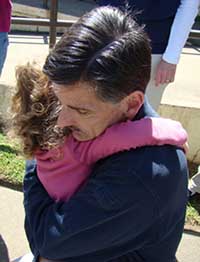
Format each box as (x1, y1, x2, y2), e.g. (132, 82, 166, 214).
(43, 6, 151, 103)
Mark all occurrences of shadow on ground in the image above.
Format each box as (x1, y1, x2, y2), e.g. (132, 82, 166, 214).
(184, 228, 200, 237)
(0, 144, 19, 155)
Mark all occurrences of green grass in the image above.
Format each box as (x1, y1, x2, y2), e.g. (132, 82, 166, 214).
(186, 198, 200, 226)
(0, 133, 25, 186)
(0, 132, 200, 227)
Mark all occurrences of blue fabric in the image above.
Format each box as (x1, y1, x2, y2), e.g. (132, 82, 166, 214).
(23, 101, 188, 262)
(0, 32, 8, 75)
(98, 0, 181, 53)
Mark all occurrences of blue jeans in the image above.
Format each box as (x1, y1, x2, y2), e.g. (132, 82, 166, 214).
(0, 32, 9, 76)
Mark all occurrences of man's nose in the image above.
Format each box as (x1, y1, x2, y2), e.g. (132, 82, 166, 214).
(57, 108, 75, 128)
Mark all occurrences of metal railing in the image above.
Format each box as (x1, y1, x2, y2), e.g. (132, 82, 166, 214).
(189, 29, 200, 40)
(11, 0, 74, 48)
(11, 0, 200, 49)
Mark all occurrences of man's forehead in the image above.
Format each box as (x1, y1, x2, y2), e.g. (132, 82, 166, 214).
(52, 82, 94, 95)
(52, 82, 102, 110)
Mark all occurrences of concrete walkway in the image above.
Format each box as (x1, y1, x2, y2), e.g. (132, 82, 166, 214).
(0, 185, 200, 261)
(0, 186, 29, 261)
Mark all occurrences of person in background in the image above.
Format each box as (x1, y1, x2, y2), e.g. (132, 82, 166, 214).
(0, 0, 12, 76)
(98, 0, 200, 110)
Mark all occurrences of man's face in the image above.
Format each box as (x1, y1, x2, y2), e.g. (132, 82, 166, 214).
(52, 82, 127, 141)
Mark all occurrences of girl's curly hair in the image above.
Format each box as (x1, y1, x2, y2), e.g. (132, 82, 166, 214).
(11, 63, 70, 158)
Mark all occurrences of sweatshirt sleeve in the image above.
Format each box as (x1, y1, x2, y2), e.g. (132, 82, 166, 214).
(23, 156, 156, 261)
(162, 0, 200, 64)
(73, 118, 187, 165)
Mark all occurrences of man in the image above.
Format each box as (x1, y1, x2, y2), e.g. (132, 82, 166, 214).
(23, 6, 188, 262)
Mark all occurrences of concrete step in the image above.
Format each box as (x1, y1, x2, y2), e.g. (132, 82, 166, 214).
(158, 46, 200, 164)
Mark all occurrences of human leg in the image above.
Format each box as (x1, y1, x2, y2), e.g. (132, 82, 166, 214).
(0, 32, 9, 76)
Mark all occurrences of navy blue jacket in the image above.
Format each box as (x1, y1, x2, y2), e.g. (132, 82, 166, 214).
(23, 101, 188, 262)
(98, 0, 181, 53)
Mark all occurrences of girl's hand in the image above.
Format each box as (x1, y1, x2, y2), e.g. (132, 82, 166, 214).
(183, 142, 189, 155)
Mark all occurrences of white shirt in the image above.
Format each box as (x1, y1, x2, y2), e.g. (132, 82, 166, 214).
(162, 0, 200, 64)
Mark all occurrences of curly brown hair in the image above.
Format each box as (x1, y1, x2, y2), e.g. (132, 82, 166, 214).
(11, 63, 69, 158)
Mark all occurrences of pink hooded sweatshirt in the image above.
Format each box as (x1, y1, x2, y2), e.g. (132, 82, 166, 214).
(36, 117, 187, 202)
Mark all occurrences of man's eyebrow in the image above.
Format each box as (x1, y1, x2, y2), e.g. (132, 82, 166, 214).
(67, 105, 90, 111)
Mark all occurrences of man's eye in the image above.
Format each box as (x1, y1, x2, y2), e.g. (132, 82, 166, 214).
(78, 109, 89, 115)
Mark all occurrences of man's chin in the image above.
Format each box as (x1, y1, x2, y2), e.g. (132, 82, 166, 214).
(72, 132, 90, 142)
(72, 130, 105, 142)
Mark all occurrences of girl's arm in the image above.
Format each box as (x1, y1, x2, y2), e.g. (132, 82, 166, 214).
(74, 117, 187, 164)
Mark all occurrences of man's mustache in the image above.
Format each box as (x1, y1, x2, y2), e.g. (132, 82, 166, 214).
(62, 126, 81, 135)
(68, 126, 80, 132)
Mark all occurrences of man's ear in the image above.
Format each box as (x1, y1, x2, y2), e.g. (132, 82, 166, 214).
(124, 91, 144, 119)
